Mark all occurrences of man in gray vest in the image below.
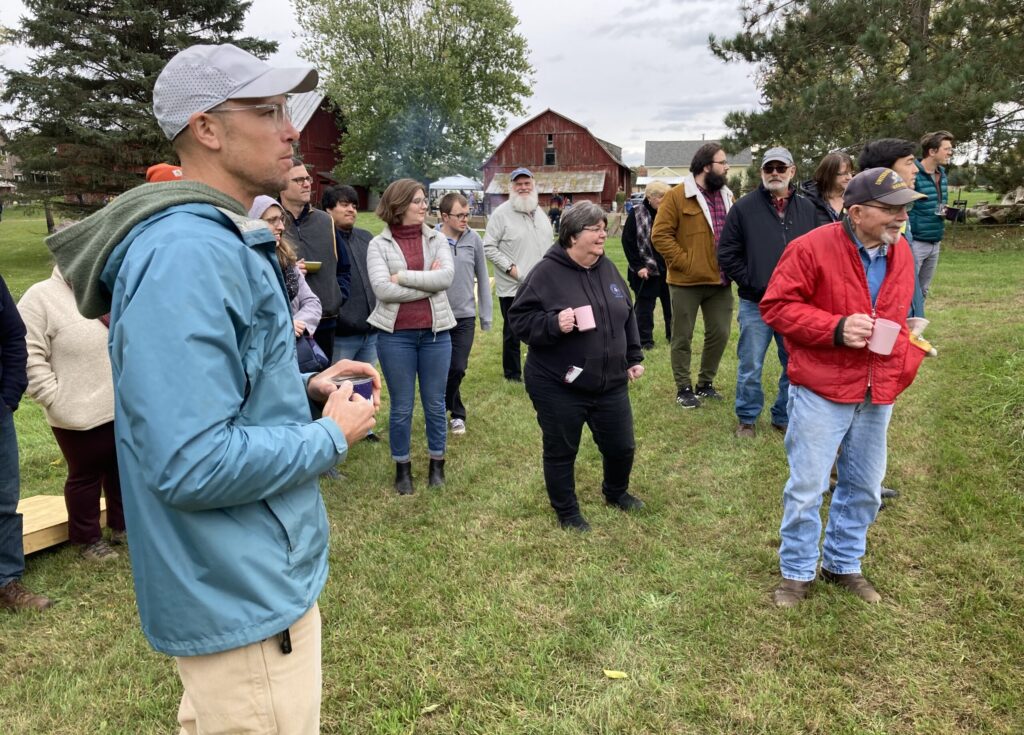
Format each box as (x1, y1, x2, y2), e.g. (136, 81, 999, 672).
(483, 167, 553, 382)
(280, 159, 341, 361)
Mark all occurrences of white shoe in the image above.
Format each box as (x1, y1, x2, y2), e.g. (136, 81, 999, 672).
(450, 418, 466, 435)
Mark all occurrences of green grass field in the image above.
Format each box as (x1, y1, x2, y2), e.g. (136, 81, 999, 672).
(1, 211, 1022, 734)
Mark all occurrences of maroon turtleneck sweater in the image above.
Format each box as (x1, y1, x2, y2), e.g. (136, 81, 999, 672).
(391, 223, 432, 330)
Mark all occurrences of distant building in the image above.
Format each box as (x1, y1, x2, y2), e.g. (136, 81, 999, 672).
(0, 129, 21, 196)
(482, 109, 632, 212)
(639, 140, 754, 190)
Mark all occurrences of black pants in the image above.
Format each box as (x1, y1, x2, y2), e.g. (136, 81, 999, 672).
(526, 372, 635, 520)
(498, 296, 521, 380)
(313, 319, 336, 365)
(628, 271, 672, 346)
(445, 317, 476, 421)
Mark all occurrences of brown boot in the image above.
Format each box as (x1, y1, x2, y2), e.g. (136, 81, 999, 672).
(820, 569, 881, 603)
(773, 578, 811, 608)
(0, 581, 53, 611)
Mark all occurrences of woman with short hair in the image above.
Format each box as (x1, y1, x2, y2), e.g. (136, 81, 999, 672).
(367, 179, 455, 494)
(508, 201, 645, 531)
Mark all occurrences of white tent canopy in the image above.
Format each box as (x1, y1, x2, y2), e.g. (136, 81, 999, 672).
(429, 174, 483, 191)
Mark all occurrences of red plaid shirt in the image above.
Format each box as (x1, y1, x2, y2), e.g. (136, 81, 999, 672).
(698, 184, 729, 285)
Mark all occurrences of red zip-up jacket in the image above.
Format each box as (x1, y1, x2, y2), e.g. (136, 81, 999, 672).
(760, 222, 926, 405)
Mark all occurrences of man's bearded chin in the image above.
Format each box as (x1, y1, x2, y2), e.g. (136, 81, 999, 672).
(703, 171, 728, 192)
(511, 190, 539, 213)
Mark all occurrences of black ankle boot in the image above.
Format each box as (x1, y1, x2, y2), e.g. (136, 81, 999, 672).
(428, 458, 445, 487)
(394, 461, 413, 495)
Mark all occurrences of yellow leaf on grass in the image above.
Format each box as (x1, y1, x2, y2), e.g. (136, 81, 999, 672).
(420, 704, 441, 714)
(603, 669, 629, 679)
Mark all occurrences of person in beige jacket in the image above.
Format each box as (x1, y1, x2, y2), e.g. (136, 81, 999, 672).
(367, 179, 455, 494)
(652, 142, 735, 409)
(18, 266, 126, 561)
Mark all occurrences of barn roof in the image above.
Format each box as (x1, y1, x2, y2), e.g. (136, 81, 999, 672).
(289, 90, 326, 132)
(485, 170, 607, 195)
(486, 109, 628, 170)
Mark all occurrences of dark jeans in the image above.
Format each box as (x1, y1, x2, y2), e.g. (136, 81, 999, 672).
(313, 319, 337, 365)
(628, 270, 672, 346)
(526, 372, 635, 521)
(445, 317, 476, 422)
(0, 406, 24, 587)
(498, 296, 521, 380)
(51, 422, 126, 545)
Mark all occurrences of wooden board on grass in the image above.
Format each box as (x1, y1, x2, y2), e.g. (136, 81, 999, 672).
(18, 495, 107, 554)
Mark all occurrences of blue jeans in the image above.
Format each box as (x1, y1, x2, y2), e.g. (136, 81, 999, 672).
(0, 406, 25, 587)
(377, 329, 452, 462)
(778, 385, 893, 581)
(333, 332, 378, 365)
(735, 298, 789, 426)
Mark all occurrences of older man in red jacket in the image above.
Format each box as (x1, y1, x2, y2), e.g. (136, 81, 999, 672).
(760, 168, 927, 608)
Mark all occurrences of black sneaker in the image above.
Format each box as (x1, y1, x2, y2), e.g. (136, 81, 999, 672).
(695, 383, 724, 401)
(676, 386, 701, 409)
(559, 514, 591, 532)
(606, 493, 645, 511)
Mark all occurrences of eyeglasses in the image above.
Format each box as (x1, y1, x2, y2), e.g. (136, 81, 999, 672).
(262, 215, 284, 226)
(411, 197, 429, 205)
(762, 163, 790, 174)
(860, 203, 909, 215)
(290, 175, 313, 185)
(207, 102, 292, 131)
(582, 225, 607, 233)
(445, 212, 470, 220)
(712, 158, 730, 167)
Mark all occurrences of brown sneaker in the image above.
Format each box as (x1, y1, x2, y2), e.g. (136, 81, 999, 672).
(80, 539, 119, 562)
(109, 529, 128, 545)
(0, 581, 53, 611)
(736, 423, 756, 439)
(773, 578, 811, 608)
(820, 569, 881, 603)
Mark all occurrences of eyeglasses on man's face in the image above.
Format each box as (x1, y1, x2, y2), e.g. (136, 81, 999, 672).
(861, 202, 909, 215)
(207, 101, 292, 131)
(290, 175, 313, 185)
(445, 212, 470, 220)
(711, 158, 729, 168)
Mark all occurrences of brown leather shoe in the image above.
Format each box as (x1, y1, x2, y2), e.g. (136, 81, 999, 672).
(0, 581, 53, 611)
(735, 423, 756, 439)
(820, 569, 881, 603)
(773, 578, 811, 608)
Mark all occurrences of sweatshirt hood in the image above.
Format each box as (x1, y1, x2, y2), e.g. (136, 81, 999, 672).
(541, 243, 603, 272)
(45, 181, 247, 318)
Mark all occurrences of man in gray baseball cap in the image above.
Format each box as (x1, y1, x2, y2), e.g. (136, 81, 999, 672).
(45, 43, 380, 733)
(759, 167, 926, 609)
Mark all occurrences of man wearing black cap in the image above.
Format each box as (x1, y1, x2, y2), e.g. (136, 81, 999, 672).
(760, 168, 927, 608)
(44, 44, 380, 731)
(484, 167, 553, 381)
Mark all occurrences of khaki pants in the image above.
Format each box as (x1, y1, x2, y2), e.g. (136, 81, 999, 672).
(176, 604, 321, 735)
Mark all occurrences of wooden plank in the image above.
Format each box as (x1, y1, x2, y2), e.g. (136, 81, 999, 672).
(18, 495, 107, 555)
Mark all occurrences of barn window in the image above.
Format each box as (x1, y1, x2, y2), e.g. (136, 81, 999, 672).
(545, 148, 556, 166)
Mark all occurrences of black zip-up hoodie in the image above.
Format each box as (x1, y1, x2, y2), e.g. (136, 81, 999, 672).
(508, 245, 642, 394)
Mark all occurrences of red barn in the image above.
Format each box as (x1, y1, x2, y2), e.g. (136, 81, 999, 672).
(482, 109, 632, 212)
(290, 91, 369, 210)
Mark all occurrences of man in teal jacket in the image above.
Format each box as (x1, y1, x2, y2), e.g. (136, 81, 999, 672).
(907, 130, 953, 297)
(46, 44, 379, 733)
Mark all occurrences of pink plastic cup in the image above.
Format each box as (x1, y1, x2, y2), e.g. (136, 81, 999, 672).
(573, 305, 596, 331)
(867, 318, 900, 355)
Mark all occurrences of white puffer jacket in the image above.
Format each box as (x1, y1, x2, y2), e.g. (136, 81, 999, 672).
(366, 224, 456, 333)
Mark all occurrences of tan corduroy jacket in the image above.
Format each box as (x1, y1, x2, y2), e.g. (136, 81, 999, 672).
(651, 174, 734, 287)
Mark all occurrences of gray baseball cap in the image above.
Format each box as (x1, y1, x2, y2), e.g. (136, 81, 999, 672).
(153, 44, 318, 140)
(762, 147, 794, 166)
(844, 168, 927, 208)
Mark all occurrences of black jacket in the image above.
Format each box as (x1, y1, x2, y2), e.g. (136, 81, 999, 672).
(0, 275, 28, 411)
(283, 204, 341, 317)
(718, 185, 820, 302)
(620, 199, 667, 275)
(335, 226, 377, 336)
(508, 245, 642, 394)
(800, 180, 842, 227)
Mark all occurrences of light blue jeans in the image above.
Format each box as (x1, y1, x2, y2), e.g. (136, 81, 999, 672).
(911, 239, 941, 297)
(778, 384, 893, 581)
(333, 332, 378, 366)
(376, 329, 451, 462)
(735, 298, 789, 426)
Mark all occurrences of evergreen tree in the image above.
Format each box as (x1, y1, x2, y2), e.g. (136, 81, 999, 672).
(710, 0, 1024, 190)
(1, 0, 276, 218)
(294, 0, 533, 191)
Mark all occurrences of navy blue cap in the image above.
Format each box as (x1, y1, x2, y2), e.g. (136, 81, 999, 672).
(509, 167, 533, 181)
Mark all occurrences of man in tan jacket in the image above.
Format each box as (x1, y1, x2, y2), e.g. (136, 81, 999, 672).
(652, 142, 735, 408)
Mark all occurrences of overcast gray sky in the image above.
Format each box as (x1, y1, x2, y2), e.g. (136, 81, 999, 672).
(1, 0, 760, 166)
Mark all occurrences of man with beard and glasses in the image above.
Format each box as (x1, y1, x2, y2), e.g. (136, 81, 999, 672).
(718, 147, 818, 438)
(44, 44, 380, 731)
(484, 167, 553, 382)
(761, 168, 927, 608)
(651, 142, 735, 409)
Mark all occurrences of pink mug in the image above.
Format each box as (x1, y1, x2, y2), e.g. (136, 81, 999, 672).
(573, 305, 596, 331)
(867, 318, 900, 355)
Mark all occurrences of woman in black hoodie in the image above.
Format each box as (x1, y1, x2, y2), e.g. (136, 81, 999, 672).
(508, 202, 645, 532)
